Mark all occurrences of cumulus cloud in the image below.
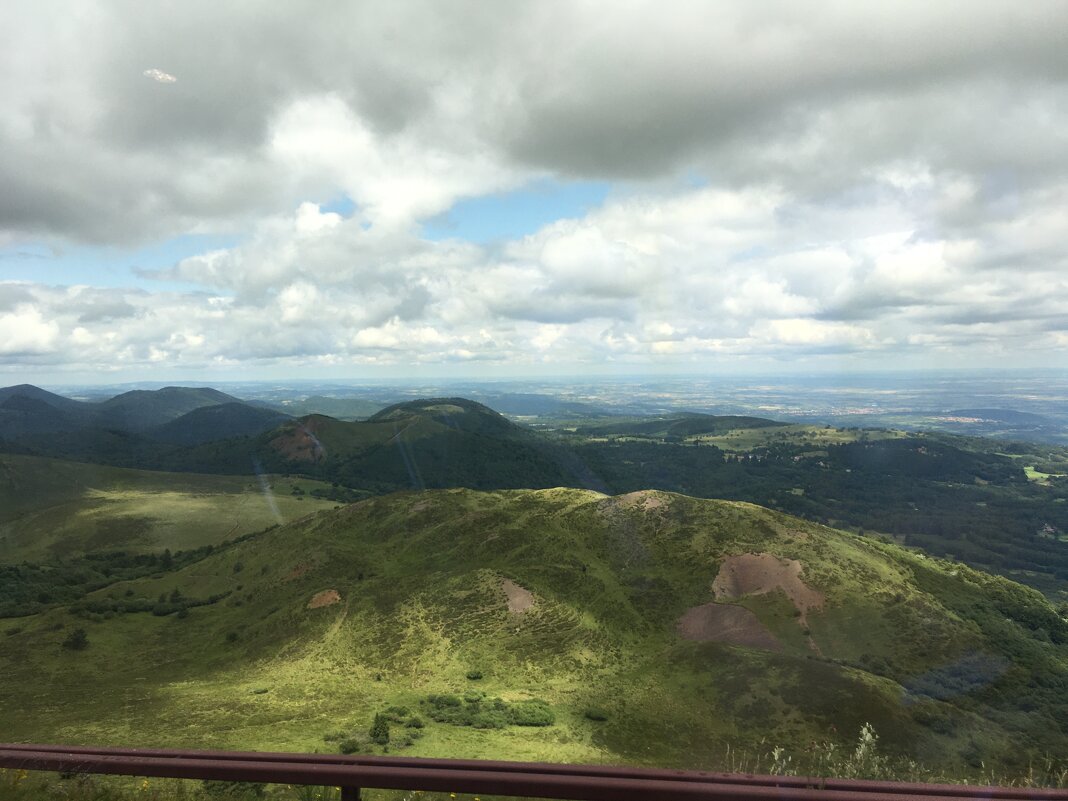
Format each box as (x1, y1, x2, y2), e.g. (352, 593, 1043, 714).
(1, 1, 1067, 375)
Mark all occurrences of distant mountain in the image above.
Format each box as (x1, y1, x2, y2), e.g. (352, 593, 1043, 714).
(4, 390, 1065, 597)
(148, 402, 292, 446)
(272, 395, 386, 421)
(0, 384, 87, 414)
(0, 388, 91, 439)
(368, 397, 524, 436)
(96, 386, 241, 431)
(256, 398, 601, 492)
(0, 383, 260, 446)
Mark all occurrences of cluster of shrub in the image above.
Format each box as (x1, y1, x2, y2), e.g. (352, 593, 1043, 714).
(0, 545, 219, 618)
(422, 691, 555, 729)
(70, 587, 233, 620)
(0, 522, 277, 620)
(324, 705, 425, 753)
(322, 694, 557, 755)
(290, 483, 366, 504)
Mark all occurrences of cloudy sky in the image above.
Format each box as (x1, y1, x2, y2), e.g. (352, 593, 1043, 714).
(2, 1, 1067, 382)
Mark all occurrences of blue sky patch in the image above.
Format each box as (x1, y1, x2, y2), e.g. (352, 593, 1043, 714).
(0, 233, 240, 291)
(422, 180, 610, 243)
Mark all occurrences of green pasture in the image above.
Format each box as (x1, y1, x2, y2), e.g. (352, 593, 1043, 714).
(0, 453, 337, 562)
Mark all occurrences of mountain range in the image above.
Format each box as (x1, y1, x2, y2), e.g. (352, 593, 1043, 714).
(1, 384, 1066, 594)
(0, 383, 1067, 778)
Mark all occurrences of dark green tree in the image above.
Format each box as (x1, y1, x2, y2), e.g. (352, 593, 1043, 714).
(369, 713, 390, 745)
(62, 628, 89, 650)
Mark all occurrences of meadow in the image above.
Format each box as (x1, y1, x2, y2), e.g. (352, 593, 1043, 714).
(0, 454, 339, 563)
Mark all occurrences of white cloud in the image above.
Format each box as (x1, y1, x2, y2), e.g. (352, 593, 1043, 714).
(142, 68, 177, 84)
(1, 1, 1067, 375)
(754, 318, 876, 348)
(0, 305, 60, 355)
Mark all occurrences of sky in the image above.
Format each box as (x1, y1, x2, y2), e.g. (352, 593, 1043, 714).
(1, 1, 1067, 383)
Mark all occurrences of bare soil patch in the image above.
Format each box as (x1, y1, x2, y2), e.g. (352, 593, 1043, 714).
(269, 422, 327, 463)
(601, 490, 670, 515)
(712, 553, 824, 623)
(677, 603, 782, 651)
(502, 579, 534, 614)
(307, 589, 341, 609)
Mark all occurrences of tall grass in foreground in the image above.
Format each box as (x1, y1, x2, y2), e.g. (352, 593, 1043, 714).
(724, 724, 1068, 787)
(2, 726, 1067, 801)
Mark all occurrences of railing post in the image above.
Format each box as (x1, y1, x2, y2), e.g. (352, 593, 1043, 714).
(340, 786, 360, 801)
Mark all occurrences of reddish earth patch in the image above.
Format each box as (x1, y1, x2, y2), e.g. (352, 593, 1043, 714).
(677, 603, 782, 651)
(502, 579, 534, 614)
(712, 553, 824, 623)
(307, 589, 341, 609)
(269, 420, 328, 463)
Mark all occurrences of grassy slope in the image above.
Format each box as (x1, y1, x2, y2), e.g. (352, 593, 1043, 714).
(0, 453, 338, 562)
(2, 488, 1066, 775)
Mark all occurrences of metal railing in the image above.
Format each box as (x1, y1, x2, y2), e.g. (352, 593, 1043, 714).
(3, 743, 1068, 801)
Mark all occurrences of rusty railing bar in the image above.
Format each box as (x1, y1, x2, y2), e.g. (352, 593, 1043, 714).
(3, 746, 1068, 801)
(2, 742, 1064, 799)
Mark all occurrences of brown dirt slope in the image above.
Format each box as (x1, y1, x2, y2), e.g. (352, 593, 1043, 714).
(712, 553, 824, 623)
(269, 420, 328, 463)
(502, 578, 534, 614)
(307, 589, 341, 609)
(677, 603, 782, 651)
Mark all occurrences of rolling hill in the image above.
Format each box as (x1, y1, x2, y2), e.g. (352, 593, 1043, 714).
(2, 488, 1067, 776)
(0, 383, 87, 414)
(95, 387, 243, 431)
(250, 398, 604, 492)
(0, 384, 248, 441)
(271, 395, 387, 421)
(4, 392, 1067, 599)
(148, 402, 292, 446)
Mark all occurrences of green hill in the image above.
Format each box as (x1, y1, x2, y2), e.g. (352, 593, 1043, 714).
(0, 384, 249, 442)
(0, 384, 86, 414)
(97, 387, 242, 431)
(251, 398, 599, 492)
(272, 395, 387, 421)
(4, 393, 1066, 599)
(148, 402, 292, 446)
(3, 488, 1066, 775)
